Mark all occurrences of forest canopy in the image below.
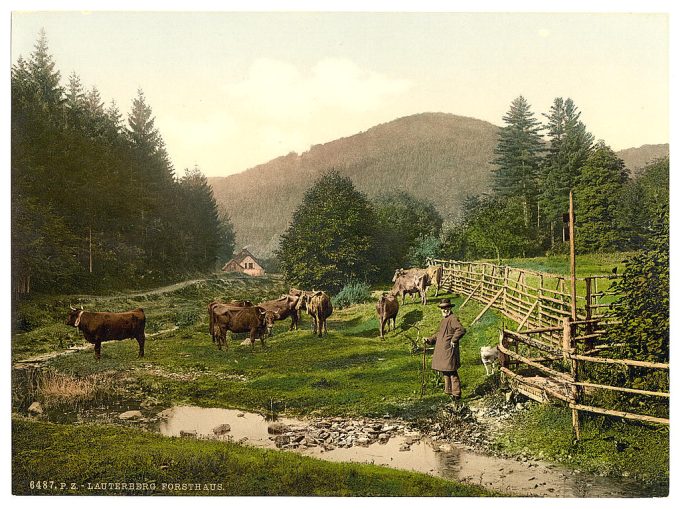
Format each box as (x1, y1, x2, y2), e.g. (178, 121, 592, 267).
(12, 30, 234, 294)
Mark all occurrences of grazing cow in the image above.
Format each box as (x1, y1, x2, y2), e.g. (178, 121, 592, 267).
(426, 265, 444, 297)
(259, 294, 300, 336)
(376, 292, 399, 339)
(391, 269, 430, 305)
(65, 306, 146, 360)
(296, 291, 333, 337)
(211, 304, 267, 351)
(207, 300, 253, 343)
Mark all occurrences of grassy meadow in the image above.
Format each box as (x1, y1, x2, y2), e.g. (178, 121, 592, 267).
(11, 254, 668, 493)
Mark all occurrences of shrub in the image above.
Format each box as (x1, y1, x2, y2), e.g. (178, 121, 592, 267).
(331, 281, 371, 309)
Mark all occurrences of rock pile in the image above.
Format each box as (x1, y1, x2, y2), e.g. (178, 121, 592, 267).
(267, 417, 416, 451)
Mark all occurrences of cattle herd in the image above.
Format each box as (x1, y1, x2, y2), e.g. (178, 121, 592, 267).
(65, 266, 444, 359)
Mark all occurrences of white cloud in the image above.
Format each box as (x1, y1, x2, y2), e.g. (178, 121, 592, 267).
(226, 57, 412, 120)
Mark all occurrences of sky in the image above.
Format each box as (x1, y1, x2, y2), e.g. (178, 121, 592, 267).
(9, 8, 671, 179)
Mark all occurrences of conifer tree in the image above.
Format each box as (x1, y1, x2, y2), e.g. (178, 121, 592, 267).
(492, 96, 544, 229)
(540, 98, 594, 246)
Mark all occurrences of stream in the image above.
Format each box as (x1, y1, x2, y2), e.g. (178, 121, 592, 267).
(154, 405, 664, 498)
(12, 356, 666, 498)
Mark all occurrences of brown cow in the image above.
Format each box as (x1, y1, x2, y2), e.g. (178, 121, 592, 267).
(392, 269, 430, 305)
(259, 295, 300, 336)
(296, 290, 333, 337)
(207, 299, 253, 343)
(211, 304, 267, 351)
(376, 292, 399, 339)
(66, 306, 146, 360)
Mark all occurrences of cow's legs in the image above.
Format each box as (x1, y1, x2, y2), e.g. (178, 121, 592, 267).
(290, 310, 298, 331)
(94, 341, 102, 360)
(136, 334, 145, 357)
(380, 318, 385, 339)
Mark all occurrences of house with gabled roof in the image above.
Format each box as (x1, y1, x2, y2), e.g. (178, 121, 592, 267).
(221, 248, 265, 277)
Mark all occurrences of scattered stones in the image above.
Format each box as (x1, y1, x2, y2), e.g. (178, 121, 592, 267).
(212, 423, 231, 435)
(118, 410, 143, 420)
(180, 430, 197, 437)
(399, 444, 411, 452)
(237, 413, 245, 418)
(264, 416, 412, 451)
(27, 402, 43, 415)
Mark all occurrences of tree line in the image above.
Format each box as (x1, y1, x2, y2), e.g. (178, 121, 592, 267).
(441, 95, 669, 261)
(12, 30, 235, 294)
(277, 96, 668, 298)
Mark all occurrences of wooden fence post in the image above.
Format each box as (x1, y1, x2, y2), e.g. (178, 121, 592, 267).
(563, 317, 580, 440)
(538, 274, 544, 328)
(503, 265, 509, 312)
(584, 277, 594, 352)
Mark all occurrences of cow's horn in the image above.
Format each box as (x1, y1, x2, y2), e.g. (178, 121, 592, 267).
(69, 304, 76, 311)
(80, 305, 83, 310)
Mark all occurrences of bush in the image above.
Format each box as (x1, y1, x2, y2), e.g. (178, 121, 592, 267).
(332, 281, 372, 309)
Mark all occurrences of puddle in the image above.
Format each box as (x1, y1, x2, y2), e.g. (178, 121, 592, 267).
(156, 406, 666, 498)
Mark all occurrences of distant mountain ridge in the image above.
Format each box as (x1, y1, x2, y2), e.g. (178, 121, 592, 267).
(208, 113, 668, 258)
(208, 112, 499, 257)
(615, 144, 669, 177)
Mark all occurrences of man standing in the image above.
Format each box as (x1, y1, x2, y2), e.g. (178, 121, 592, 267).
(424, 299, 466, 400)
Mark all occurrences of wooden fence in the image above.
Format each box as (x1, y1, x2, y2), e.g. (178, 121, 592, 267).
(427, 258, 669, 437)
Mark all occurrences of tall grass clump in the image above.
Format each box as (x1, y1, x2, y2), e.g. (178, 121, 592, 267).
(332, 281, 372, 309)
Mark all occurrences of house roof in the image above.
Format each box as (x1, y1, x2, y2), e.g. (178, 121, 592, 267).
(232, 248, 260, 265)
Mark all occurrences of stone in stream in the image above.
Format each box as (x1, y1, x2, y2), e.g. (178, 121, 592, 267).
(267, 422, 289, 435)
(118, 410, 143, 420)
(212, 423, 231, 436)
(275, 435, 291, 447)
(399, 444, 411, 452)
(27, 402, 43, 415)
(378, 433, 389, 441)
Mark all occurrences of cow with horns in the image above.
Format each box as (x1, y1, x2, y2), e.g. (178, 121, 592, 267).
(65, 305, 146, 360)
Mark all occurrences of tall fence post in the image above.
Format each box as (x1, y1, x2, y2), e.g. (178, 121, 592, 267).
(584, 277, 594, 351)
(503, 265, 509, 311)
(563, 317, 580, 440)
(538, 274, 544, 328)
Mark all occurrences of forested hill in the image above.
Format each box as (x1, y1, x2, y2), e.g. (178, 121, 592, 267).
(616, 144, 669, 178)
(208, 112, 499, 257)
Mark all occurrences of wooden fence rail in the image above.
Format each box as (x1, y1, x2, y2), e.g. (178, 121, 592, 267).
(427, 258, 669, 436)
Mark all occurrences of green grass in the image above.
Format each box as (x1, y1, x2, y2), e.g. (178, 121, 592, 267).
(39, 290, 504, 419)
(12, 258, 669, 491)
(12, 418, 494, 496)
(498, 252, 634, 277)
(493, 404, 669, 490)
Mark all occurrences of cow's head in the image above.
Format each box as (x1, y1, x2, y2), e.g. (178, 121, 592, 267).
(66, 305, 84, 327)
(264, 310, 281, 335)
